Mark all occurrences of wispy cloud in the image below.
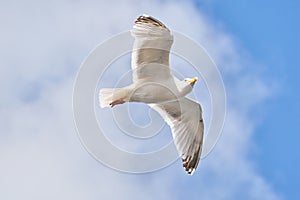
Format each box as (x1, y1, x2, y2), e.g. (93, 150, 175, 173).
(0, 0, 281, 199)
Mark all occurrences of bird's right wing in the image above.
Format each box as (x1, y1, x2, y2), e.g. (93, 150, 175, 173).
(130, 15, 173, 82)
(150, 97, 204, 175)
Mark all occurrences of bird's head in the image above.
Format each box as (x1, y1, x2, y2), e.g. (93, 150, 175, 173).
(184, 77, 198, 87)
(178, 77, 198, 96)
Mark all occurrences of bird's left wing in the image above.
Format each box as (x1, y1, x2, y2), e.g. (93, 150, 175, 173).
(150, 97, 204, 175)
(130, 15, 173, 82)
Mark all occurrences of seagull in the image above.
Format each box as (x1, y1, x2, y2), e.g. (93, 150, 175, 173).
(99, 15, 204, 175)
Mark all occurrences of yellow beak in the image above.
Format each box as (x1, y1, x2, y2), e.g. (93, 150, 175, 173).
(189, 77, 198, 84)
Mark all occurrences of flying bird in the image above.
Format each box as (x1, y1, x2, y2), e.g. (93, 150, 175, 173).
(99, 15, 204, 175)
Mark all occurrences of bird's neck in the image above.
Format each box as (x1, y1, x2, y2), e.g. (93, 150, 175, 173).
(173, 78, 192, 97)
(179, 85, 192, 97)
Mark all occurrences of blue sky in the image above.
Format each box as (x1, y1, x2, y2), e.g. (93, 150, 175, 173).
(0, 0, 299, 199)
(194, 1, 300, 198)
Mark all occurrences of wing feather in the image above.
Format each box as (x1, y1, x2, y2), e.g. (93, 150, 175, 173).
(150, 98, 204, 175)
(131, 15, 173, 82)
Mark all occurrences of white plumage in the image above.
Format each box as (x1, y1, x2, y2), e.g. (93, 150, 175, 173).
(99, 15, 204, 175)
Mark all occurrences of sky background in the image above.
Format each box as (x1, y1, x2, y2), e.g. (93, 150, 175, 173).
(1, 0, 299, 199)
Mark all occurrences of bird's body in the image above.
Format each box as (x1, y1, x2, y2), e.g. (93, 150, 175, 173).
(99, 15, 204, 175)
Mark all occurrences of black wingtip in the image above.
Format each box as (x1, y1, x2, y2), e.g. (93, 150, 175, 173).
(182, 156, 195, 175)
(182, 146, 201, 175)
(135, 14, 167, 28)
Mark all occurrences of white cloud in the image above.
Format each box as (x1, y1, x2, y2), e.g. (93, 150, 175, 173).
(0, 0, 281, 200)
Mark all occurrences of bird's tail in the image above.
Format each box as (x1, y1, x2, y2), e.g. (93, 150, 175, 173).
(99, 88, 129, 108)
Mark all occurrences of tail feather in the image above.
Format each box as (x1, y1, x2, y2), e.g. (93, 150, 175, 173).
(99, 88, 129, 108)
